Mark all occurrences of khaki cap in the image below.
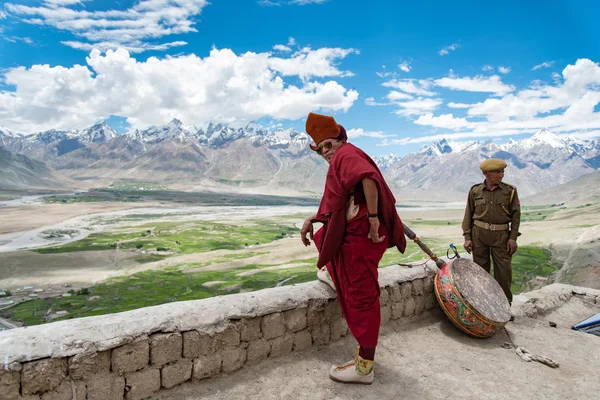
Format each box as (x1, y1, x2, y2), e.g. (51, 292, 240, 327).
(480, 158, 507, 172)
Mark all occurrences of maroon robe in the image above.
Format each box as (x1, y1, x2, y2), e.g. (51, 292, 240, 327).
(312, 143, 406, 349)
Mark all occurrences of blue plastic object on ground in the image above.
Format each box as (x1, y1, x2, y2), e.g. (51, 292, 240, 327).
(572, 312, 600, 337)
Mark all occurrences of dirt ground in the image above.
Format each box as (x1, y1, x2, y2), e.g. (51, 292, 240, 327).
(151, 297, 600, 400)
(0, 250, 141, 290)
(0, 201, 163, 234)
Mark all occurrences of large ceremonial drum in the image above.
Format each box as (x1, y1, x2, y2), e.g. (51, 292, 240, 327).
(434, 258, 511, 338)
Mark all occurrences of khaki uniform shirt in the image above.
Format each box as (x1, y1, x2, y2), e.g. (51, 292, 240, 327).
(462, 181, 521, 241)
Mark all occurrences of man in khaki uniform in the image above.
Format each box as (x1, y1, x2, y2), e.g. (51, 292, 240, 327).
(462, 158, 521, 310)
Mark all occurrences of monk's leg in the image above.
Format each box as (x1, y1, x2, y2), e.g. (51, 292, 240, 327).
(328, 219, 388, 384)
(344, 251, 380, 357)
(328, 246, 380, 354)
(337, 219, 388, 359)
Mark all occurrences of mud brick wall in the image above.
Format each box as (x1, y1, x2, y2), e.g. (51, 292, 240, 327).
(0, 265, 441, 400)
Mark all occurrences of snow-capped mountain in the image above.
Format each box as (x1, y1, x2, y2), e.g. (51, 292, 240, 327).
(373, 153, 402, 171)
(383, 130, 600, 198)
(0, 126, 22, 147)
(0, 118, 321, 191)
(131, 119, 197, 143)
(501, 129, 599, 156)
(517, 128, 567, 149)
(0, 126, 20, 138)
(78, 122, 118, 143)
(1, 121, 599, 196)
(120, 119, 307, 149)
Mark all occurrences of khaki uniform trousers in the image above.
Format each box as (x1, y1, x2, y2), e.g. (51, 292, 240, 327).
(472, 225, 513, 303)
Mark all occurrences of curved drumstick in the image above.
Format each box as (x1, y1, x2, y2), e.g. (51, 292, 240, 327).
(403, 224, 447, 269)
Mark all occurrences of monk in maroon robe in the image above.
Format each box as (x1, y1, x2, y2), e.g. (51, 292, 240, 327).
(300, 112, 406, 385)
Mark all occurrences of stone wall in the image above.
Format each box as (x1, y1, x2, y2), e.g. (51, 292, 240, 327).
(0, 265, 438, 400)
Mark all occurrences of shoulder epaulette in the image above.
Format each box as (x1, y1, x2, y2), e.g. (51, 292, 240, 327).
(501, 182, 517, 204)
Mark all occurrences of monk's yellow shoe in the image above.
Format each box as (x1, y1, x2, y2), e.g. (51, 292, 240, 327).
(329, 355, 374, 385)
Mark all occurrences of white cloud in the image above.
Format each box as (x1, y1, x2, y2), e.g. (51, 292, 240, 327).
(551, 72, 561, 84)
(531, 61, 554, 70)
(398, 61, 411, 72)
(387, 91, 414, 101)
(365, 97, 391, 106)
(62, 40, 187, 53)
(375, 58, 600, 143)
(406, 59, 600, 141)
(0, 11, 7, 19)
(439, 43, 459, 56)
(289, 0, 327, 4)
(382, 79, 436, 96)
(483, 65, 494, 72)
(268, 47, 359, 79)
(3, 36, 34, 44)
(44, 0, 84, 6)
(5, 0, 210, 52)
(384, 129, 525, 145)
(447, 102, 471, 108)
(393, 98, 443, 116)
(347, 128, 391, 138)
(259, 0, 327, 4)
(570, 129, 600, 140)
(498, 66, 511, 74)
(288, 37, 296, 46)
(258, 0, 281, 5)
(414, 113, 470, 129)
(435, 74, 515, 95)
(0, 46, 359, 133)
(273, 44, 292, 52)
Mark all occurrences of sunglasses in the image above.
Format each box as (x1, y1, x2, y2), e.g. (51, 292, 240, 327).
(315, 141, 334, 155)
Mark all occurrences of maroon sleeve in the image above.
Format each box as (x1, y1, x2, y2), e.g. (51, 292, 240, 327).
(334, 150, 380, 192)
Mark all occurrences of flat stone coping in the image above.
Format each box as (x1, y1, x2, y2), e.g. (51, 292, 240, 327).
(513, 283, 600, 317)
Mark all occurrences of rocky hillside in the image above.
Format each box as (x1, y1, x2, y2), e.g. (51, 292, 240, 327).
(0, 148, 68, 189)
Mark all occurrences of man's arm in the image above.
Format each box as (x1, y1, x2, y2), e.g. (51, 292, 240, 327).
(461, 190, 474, 241)
(362, 178, 378, 216)
(301, 214, 316, 246)
(509, 188, 521, 241)
(362, 178, 385, 243)
(462, 190, 474, 253)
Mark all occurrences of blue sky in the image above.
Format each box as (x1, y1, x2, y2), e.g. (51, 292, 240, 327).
(1, 0, 600, 156)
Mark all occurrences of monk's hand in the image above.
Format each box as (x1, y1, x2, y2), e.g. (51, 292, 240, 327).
(301, 217, 314, 246)
(507, 239, 518, 254)
(463, 240, 473, 254)
(367, 217, 385, 244)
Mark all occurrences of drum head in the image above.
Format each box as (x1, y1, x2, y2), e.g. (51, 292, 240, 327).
(450, 258, 511, 323)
